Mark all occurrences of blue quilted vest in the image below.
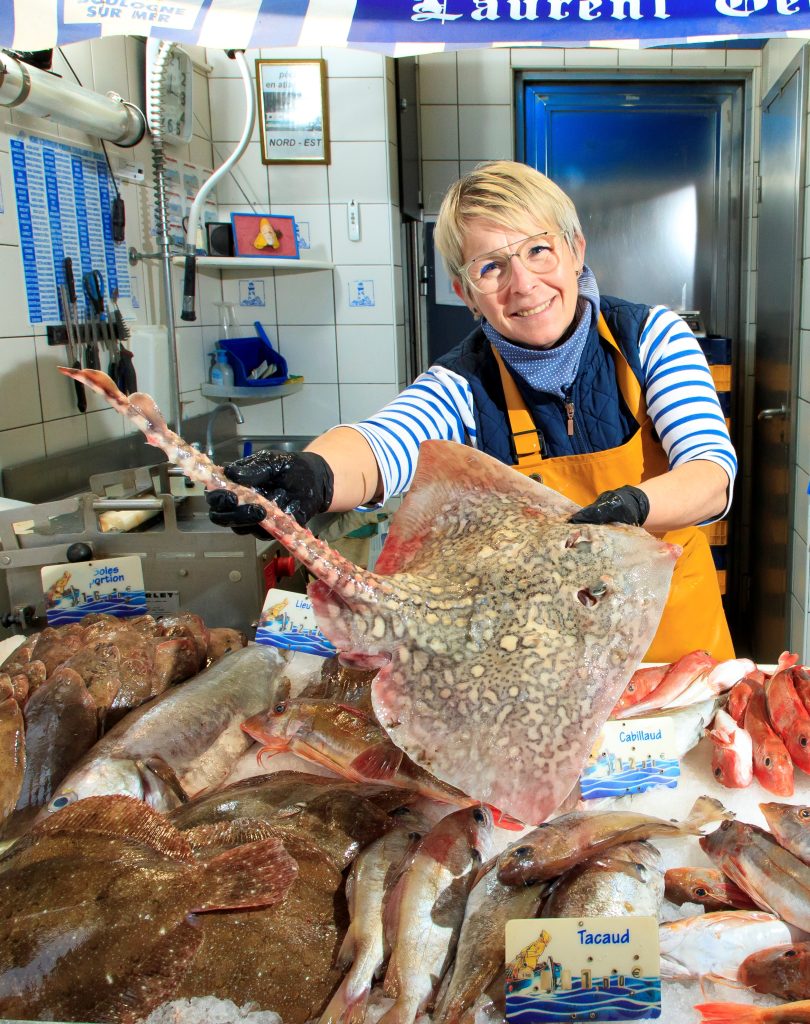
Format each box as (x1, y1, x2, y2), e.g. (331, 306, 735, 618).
(435, 295, 651, 466)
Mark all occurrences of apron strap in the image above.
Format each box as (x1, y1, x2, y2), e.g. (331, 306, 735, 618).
(492, 312, 648, 470)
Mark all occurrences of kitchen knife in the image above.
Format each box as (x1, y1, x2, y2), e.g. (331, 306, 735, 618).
(62, 261, 87, 413)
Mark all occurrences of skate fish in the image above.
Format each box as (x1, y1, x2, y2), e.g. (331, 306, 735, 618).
(59, 367, 679, 825)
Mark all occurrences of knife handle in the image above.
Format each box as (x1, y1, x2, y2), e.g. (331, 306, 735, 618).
(72, 359, 87, 413)
(64, 257, 76, 304)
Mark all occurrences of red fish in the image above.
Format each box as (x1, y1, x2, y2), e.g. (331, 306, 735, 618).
(728, 676, 758, 724)
(610, 664, 668, 717)
(765, 661, 810, 774)
(696, 999, 810, 1022)
(743, 685, 794, 797)
(706, 708, 753, 788)
(620, 650, 716, 717)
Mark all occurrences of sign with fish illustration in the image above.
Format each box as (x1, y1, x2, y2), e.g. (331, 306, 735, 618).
(40, 556, 146, 625)
(581, 717, 680, 800)
(505, 917, 661, 1022)
(255, 586, 336, 657)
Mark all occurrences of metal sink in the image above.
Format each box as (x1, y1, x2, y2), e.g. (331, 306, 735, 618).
(211, 435, 314, 465)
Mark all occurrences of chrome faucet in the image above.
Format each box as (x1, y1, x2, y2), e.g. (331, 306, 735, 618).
(206, 401, 245, 459)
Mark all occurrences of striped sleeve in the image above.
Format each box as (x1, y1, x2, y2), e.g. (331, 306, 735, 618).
(341, 366, 478, 503)
(639, 306, 737, 522)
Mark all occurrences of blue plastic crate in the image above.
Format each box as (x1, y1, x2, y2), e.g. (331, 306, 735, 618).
(220, 322, 288, 387)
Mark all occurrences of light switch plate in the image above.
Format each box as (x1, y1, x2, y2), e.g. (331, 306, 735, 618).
(348, 199, 361, 241)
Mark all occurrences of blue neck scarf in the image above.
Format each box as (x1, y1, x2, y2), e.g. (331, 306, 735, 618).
(482, 265, 600, 399)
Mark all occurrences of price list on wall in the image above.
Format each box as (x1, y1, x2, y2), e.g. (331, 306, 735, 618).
(9, 134, 130, 325)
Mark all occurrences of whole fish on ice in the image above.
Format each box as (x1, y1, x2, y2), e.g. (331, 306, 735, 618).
(62, 367, 679, 826)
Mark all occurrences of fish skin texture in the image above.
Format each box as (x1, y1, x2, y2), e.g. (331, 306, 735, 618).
(61, 367, 678, 825)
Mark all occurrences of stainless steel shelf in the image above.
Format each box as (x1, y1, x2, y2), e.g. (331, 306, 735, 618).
(174, 256, 333, 272)
(202, 380, 304, 401)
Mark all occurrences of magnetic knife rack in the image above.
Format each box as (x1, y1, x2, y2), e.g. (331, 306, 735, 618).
(45, 320, 129, 347)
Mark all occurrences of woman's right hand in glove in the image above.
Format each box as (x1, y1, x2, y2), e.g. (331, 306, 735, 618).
(206, 449, 335, 535)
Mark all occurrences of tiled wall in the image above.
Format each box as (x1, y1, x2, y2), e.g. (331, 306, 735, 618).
(417, 42, 809, 658)
(206, 45, 405, 442)
(0, 36, 217, 467)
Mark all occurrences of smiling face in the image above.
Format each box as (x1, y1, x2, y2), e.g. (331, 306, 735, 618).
(454, 219, 585, 349)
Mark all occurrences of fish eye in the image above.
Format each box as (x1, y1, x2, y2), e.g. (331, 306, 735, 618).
(785, 949, 798, 957)
(472, 808, 487, 824)
(408, 831, 423, 841)
(713, 767, 723, 778)
(577, 582, 607, 607)
(694, 887, 708, 897)
(513, 845, 533, 858)
(800, 810, 810, 819)
(764, 756, 772, 767)
(565, 531, 592, 552)
(627, 683, 635, 693)
(272, 701, 287, 715)
(802, 736, 809, 747)
(49, 792, 76, 811)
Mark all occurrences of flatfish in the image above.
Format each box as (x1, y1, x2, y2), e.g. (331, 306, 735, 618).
(62, 368, 679, 825)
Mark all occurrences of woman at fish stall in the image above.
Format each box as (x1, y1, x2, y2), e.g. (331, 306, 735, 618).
(207, 159, 736, 662)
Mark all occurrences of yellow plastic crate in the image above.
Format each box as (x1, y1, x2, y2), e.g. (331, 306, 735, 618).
(716, 569, 727, 595)
(700, 521, 728, 546)
(711, 364, 732, 391)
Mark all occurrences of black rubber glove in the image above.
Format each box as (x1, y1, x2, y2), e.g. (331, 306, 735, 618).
(206, 450, 334, 534)
(569, 484, 650, 527)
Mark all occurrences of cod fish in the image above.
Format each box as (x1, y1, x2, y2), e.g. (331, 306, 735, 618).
(432, 859, 547, 1024)
(0, 795, 297, 1023)
(739, 941, 810, 1001)
(701, 819, 810, 932)
(62, 367, 679, 826)
(319, 808, 426, 1024)
(542, 840, 664, 919)
(45, 645, 289, 815)
(380, 807, 493, 1024)
(497, 795, 732, 886)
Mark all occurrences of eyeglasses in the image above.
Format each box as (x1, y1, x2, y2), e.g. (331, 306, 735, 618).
(462, 232, 563, 294)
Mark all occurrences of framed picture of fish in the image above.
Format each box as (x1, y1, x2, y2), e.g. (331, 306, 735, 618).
(256, 58, 330, 164)
(230, 213, 300, 260)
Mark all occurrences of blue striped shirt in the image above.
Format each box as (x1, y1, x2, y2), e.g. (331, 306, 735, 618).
(346, 305, 737, 523)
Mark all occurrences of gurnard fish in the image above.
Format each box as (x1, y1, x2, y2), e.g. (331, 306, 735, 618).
(0, 795, 297, 1023)
(659, 910, 792, 983)
(379, 806, 493, 1024)
(242, 698, 520, 827)
(496, 796, 732, 886)
(318, 808, 426, 1024)
(620, 653, 754, 717)
(743, 684, 794, 797)
(664, 866, 757, 912)
(759, 801, 810, 866)
(541, 840, 664, 918)
(706, 708, 754, 788)
(610, 663, 669, 717)
(60, 367, 679, 826)
(617, 650, 717, 717)
(44, 645, 290, 815)
(696, 1001, 810, 1022)
(739, 941, 810, 1001)
(728, 675, 759, 724)
(701, 819, 810, 932)
(766, 661, 810, 774)
(432, 860, 548, 1024)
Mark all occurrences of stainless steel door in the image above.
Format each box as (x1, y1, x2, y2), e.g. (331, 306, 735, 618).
(751, 56, 805, 661)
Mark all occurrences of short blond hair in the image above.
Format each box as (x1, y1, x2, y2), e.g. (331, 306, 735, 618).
(434, 161, 583, 293)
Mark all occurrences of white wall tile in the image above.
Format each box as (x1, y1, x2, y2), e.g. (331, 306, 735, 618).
(789, 593, 807, 662)
(337, 324, 398, 384)
(725, 49, 762, 69)
(87, 408, 125, 445)
(792, 527, 808, 609)
(269, 163, 329, 206)
(221, 272, 278, 324)
(800, 330, 810, 403)
(214, 143, 270, 206)
(278, 325, 338, 383)
(211, 78, 260, 144)
(44, 415, 88, 455)
(179, 390, 211, 422)
(422, 161, 461, 215)
(617, 48, 674, 68)
(798, 397, 810, 475)
(421, 106, 460, 161)
(339, 383, 399, 422)
(0, 246, 41, 338)
(89, 36, 130, 96)
(418, 54, 458, 105)
(459, 105, 513, 162)
(236, 399, 285, 439)
(329, 79, 387, 142)
(174, 325, 207, 392)
(0, 423, 45, 469)
(283, 383, 340, 434)
(796, 463, 809, 544)
(207, 48, 247, 79)
(328, 142, 391, 204)
(564, 48, 619, 68)
(275, 268, 335, 325)
(671, 49, 726, 69)
(324, 48, 386, 78)
(457, 50, 512, 106)
(0, 337, 41, 430)
(330, 203, 391, 265)
(35, 334, 104, 419)
(259, 47, 322, 61)
(270, 204, 332, 262)
(333, 266, 394, 325)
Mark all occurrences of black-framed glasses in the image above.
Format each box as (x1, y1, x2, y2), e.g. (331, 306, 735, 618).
(462, 232, 563, 294)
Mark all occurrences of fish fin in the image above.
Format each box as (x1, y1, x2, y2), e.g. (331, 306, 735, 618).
(694, 1003, 765, 1023)
(138, 755, 189, 805)
(318, 974, 370, 1024)
(336, 920, 357, 969)
(192, 835, 297, 911)
(683, 795, 734, 832)
(349, 741, 404, 780)
(372, 440, 578, 576)
(85, 917, 203, 1024)
(486, 804, 525, 831)
(30, 794, 196, 860)
(337, 700, 377, 723)
(258, 745, 284, 766)
(181, 817, 279, 854)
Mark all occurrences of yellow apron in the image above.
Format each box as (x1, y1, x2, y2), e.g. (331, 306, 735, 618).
(491, 314, 734, 662)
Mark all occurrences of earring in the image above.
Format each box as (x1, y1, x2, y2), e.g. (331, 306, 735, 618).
(575, 268, 582, 277)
